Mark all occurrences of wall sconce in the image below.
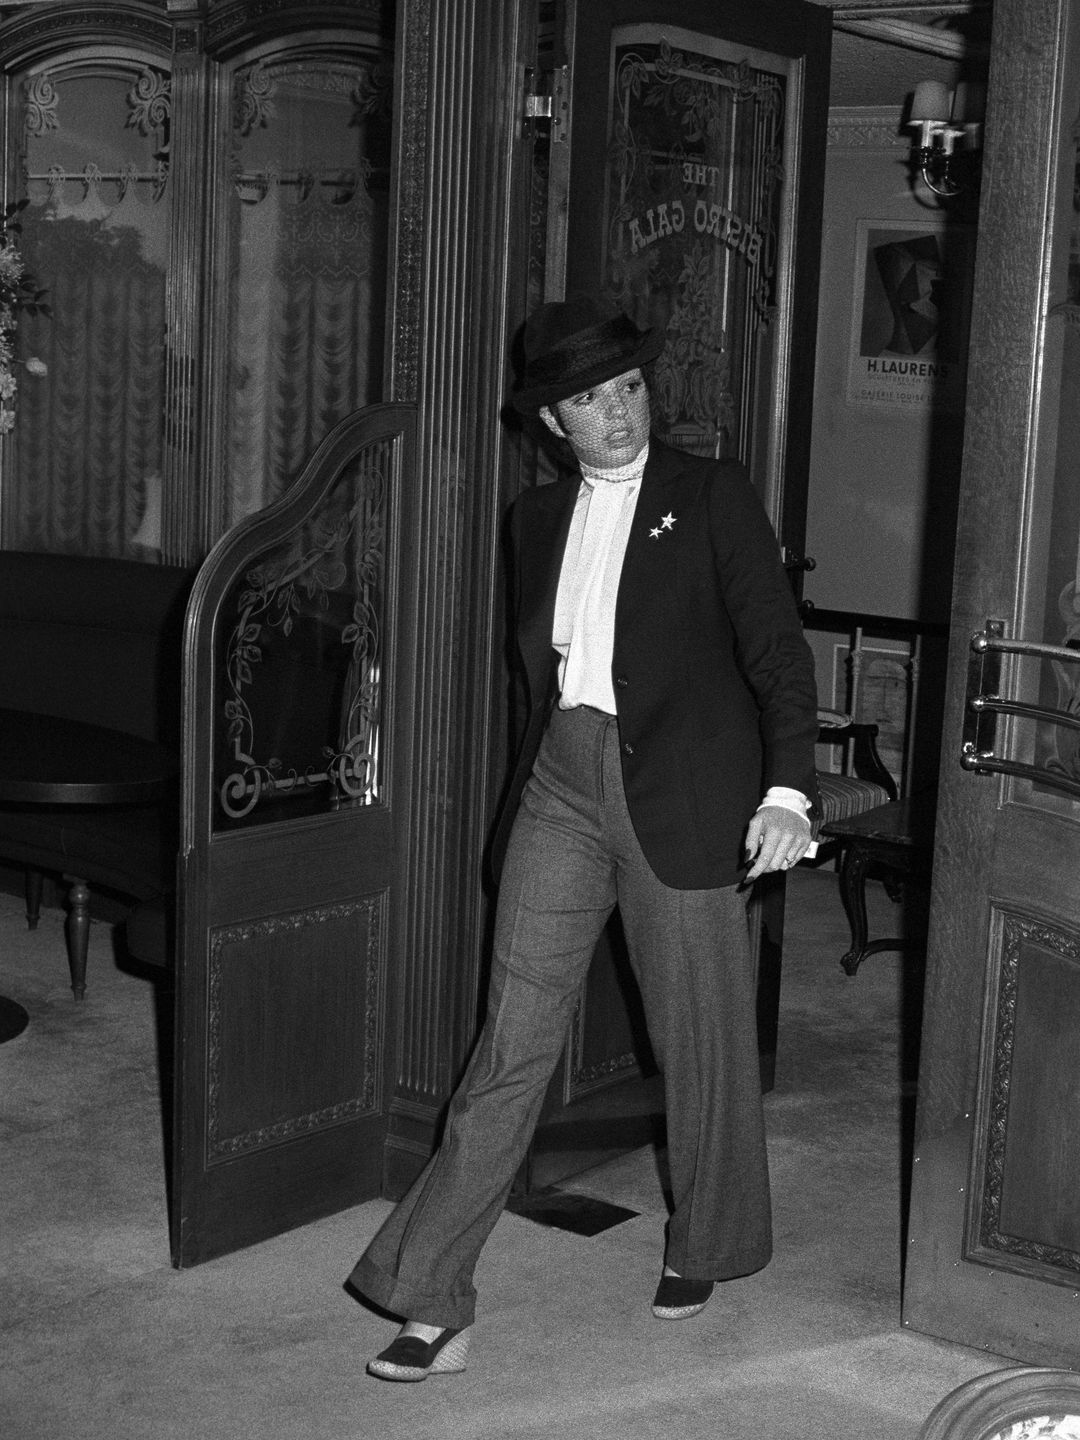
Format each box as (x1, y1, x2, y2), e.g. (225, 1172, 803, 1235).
(907, 79, 984, 200)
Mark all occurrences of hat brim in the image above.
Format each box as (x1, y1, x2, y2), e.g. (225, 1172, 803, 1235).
(512, 325, 665, 414)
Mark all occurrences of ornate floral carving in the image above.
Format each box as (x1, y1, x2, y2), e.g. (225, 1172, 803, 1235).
(352, 57, 393, 124)
(126, 66, 171, 143)
(234, 60, 275, 138)
(23, 74, 58, 139)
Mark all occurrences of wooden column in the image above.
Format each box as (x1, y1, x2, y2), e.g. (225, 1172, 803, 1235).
(383, 0, 528, 1191)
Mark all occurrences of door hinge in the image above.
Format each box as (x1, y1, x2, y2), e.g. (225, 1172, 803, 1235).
(523, 65, 569, 144)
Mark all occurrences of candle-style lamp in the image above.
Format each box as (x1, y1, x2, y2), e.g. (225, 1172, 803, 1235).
(908, 79, 984, 199)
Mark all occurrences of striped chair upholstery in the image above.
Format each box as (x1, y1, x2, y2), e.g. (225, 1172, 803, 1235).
(815, 711, 898, 828)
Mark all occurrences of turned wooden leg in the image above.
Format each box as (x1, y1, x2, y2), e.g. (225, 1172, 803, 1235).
(64, 877, 91, 1001)
(25, 867, 43, 930)
(837, 841, 871, 976)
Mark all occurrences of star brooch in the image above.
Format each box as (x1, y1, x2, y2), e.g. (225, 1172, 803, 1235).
(649, 512, 677, 540)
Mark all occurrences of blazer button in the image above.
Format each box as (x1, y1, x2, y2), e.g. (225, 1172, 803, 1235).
(622, 741, 634, 756)
(615, 675, 629, 688)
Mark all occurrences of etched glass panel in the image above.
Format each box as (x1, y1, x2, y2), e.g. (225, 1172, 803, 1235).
(223, 49, 392, 528)
(6, 64, 170, 557)
(1030, 113, 1080, 797)
(214, 439, 390, 831)
(603, 27, 794, 462)
(997, 107, 1080, 810)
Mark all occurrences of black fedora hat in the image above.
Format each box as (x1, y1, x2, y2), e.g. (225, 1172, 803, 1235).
(512, 296, 664, 414)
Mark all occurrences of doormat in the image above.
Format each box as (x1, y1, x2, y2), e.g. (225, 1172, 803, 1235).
(506, 1188, 639, 1236)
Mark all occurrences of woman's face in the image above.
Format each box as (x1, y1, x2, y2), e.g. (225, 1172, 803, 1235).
(540, 369, 650, 469)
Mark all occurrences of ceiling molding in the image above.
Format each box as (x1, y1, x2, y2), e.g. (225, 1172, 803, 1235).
(827, 106, 907, 149)
(825, 2, 982, 11)
(833, 16, 987, 59)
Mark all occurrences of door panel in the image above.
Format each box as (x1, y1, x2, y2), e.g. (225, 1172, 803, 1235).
(564, 0, 829, 545)
(172, 404, 416, 1266)
(902, 0, 1080, 1366)
(524, 0, 829, 1178)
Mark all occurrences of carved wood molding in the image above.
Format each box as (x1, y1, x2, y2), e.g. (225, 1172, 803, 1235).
(0, 3, 172, 67)
(833, 16, 983, 62)
(827, 106, 907, 150)
(385, 0, 429, 403)
(206, 0, 387, 56)
(206, 895, 384, 1161)
(967, 906, 1080, 1280)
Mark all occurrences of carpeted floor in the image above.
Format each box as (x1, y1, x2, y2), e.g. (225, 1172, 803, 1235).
(0, 867, 1010, 1439)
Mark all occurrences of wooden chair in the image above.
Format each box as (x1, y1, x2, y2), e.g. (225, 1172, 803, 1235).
(755, 710, 898, 1082)
(814, 708, 898, 835)
(812, 710, 937, 976)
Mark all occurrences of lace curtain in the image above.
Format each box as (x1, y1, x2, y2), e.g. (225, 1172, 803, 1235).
(222, 56, 391, 529)
(6, 68, 169, 557)
(3, 47, 391, 559)
(14, 214, 166, 555)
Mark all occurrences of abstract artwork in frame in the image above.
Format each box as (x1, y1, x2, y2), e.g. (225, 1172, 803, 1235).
(847, 217, 975, 413)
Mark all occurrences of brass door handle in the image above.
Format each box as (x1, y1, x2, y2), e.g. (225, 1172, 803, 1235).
(962, 619, 1080, 799)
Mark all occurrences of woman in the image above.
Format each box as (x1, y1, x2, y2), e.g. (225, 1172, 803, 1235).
(349, 296, 819, 1382)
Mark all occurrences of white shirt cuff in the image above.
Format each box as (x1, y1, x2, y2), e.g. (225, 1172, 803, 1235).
(755, 787, 818, 860)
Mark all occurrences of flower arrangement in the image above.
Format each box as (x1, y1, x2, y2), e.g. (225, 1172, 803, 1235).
(0, 198, 49, 435)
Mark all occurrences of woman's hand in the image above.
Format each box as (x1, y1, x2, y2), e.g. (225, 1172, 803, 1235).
(743, 805, 812, 881)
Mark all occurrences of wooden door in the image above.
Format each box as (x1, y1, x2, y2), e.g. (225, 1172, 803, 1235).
(171, 405, 417, 1266)
(521, 0, 830, 1187)
(902, 0, 1080, 1366)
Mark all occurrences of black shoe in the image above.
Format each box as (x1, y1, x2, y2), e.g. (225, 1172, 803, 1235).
(367, 1326, 470, 1382)
(651, 1274, 714, 1320)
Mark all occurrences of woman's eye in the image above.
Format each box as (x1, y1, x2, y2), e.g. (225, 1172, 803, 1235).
(571, 391, 594, 406)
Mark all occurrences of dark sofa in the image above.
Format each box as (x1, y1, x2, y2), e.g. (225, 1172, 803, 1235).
(0, 551, 196, 997)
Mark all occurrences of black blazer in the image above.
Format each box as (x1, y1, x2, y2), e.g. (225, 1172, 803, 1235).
(493, 436, 820, 890)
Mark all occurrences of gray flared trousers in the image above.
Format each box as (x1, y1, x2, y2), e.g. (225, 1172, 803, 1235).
(349, 704, 771, 1328)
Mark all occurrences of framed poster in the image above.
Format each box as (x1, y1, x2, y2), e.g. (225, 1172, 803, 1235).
(847, 217, 975, 412)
